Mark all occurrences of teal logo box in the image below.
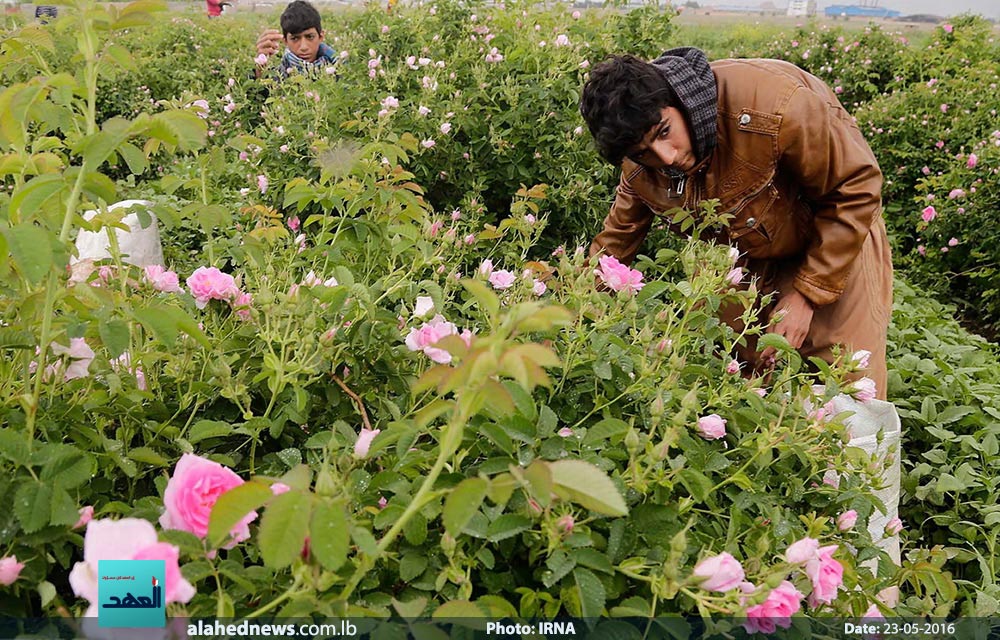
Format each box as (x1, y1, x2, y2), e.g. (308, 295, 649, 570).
(97, 560, 166, 628)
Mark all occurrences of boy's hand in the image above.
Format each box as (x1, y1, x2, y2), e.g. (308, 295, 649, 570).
(256, 29, 283, 58)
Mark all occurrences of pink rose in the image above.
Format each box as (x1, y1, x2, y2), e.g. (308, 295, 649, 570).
(287, 216, 300, 231)
(405, 314, 460, 364)
(232, 291, 253, 320)
(726, 359, 741, 374)
(822, 469, 840, 488)
(144, 265, 183, 293)
(558, 427, 574, 437)
(863, 603, 884, 618)
(111, 352, 147, 391)
(0, 555, 24, 586)
(921, 205, 937, 223)
(849, 377, 878, 403)
(479, 259, 494, 277)
(885, 516, 903, 535)
(967, 153, 978, 169)
(414, 296, 435, 317)
(786, 537, 820, 564)
(270, 482, 291, 496)
(851, 349, 871, 369)
(68, 518, 194, 616)
(50, 338, 95, 381)
(556, 514, 574, 534)
(806, 544, 844, 606)
(354, 428, 381, 458)
(186, 266, 239, 309)
(594, 255, 645, 294)
(725, 267, 743, 285)
(743, 581, 802, 634)
(696, 414, 727, 440)
(159, 454, 257, 546)
(942, 23, 953, 33)
(257, 174, 268, 194)
(837, 509, 858, 531)
(948, 188, 965, 199)
(532, 279, 547, 296)
(488, 269, 517, 290)
(692, 552, 745, 592)
(73, 505, 95, 530)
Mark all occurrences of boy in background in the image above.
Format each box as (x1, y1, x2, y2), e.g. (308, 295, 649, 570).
(254, 0, 338, 78)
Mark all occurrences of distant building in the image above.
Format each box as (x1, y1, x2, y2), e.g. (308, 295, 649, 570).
(786, 0, 815, 16)
(824, 4, 901, 18)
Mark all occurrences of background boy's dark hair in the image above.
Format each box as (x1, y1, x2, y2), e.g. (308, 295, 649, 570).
(280, 0, 322, 36)
(580, 54, 682, 166)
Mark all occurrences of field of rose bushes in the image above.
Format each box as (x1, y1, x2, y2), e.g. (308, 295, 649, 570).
(2, 0, 1000, 627)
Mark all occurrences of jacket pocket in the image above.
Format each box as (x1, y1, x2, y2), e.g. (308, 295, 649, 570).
(727, 182, 787, 257)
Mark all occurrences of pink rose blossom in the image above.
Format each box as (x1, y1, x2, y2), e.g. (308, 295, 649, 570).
(692, 552, 745, 592)
(479, 259, 494, 277)
(50, 338, 95, 381)
(743, 581, 802, 634)
(186, 266, 239, 309)
(726, 359, 741, 374)
(696, 414, 727, 440)
(849, 377, 878, 403)
(921, 166, 931, 175)
(837, 509, 858, 531)
(806, 544, 844, 606)
(414, 296, 435, 317)
(489, 269, 517, 290)
(852, 349, 871, 369)
(74, 505, 95, 530)
(556, 514, 575, 534)
(558, 427, 574, 437)
(257, 174, 268, 194)
(270, 482, 291, 496)
(287, 216, 300, 231)
(254, 53, 268, 65)
(968, 153, 978, 168)
(942, 24, 953, 33)
(863, 603, 884, 618)
(921, 206, 937, 222)
(159, 454, 257, 546)
(532, 279, 547, 296)
(144, 265, 183, 293)
(917, 245, 926, 256)
(232, 292, 253, 320)
(421, 139, 436, 149)
(0, 556, 24, 586)
(111, 352, 147, 391)
(594, 255, 645, 294)
(464, 233, 476, 245)
(823, 469, 841, 488)
(786, 537, 820, 564)
(885, 516, 903, 535)
(378, 496, 388, 509)
(355, 428, 380, 458)
(948, 188, 965, 199)
(405, 314, 460, 364)
(948, 237, 959, 247)
(940, 103, 949, 113)
(69, 518, 195, 616)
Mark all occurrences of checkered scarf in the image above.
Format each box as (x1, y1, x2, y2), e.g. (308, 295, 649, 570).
(280, 43, 338, 77)
(650, 47, 718, 161)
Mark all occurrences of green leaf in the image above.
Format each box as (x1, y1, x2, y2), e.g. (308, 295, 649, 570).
(259, 491, 311, 568)
(486, 514, 531, 542)
(98, 319, 130, 358)
(636, 280, 669, 304)
(310, 501, 349, 572)
(678, 468, 714, 502)
(207, 481, 273, 547)
(9, 174, 64, 221)
(42, 450, 95, 489)
(549, 460, 628, 516)
(523, 460, 553, 507)
(574, 567, 607, 618)
(583, 418, 630, 446)
(0, 428, 30, 466)
(188, 420, 233, 444)
(443, 477, 488, 537)
(49, 487, 79, 526)
(460, 279, 500, 320)
(105, 43, 138, 72)
(15, 481, 52, 533)
(399, 553, 428, 582)
(4, 223, 53, 285)
(117, 142, 148, 175)
(126, 447, 169, 466)
(133, 304, 210, 349)
(38, 581, 57, 608)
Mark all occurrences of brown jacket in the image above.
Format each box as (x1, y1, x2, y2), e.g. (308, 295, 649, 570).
(590, 58, 885, 308)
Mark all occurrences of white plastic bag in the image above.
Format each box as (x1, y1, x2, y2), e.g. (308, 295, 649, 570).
(830, 394, 902, 565)
(73, 200, 164, 268)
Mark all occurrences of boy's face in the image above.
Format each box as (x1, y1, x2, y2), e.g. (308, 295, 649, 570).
(626, 106, 695, 172)
(284, 27, 324, 62)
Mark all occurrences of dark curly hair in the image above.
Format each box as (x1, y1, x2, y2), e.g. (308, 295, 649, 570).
(280, 0, 322, 36)
(580, 55, 680, 166)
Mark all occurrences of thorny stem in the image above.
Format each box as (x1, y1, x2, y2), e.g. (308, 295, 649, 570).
(331, 373, 371, 432)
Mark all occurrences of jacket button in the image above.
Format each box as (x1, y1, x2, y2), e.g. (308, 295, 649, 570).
(739, 113, 751, 125)
(745, 217, 757, 228)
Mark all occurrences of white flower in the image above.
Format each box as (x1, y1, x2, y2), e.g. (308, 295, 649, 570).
(414, 296, 434, 317)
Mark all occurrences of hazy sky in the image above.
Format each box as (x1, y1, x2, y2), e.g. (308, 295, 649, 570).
(714, 1, 1000, 19)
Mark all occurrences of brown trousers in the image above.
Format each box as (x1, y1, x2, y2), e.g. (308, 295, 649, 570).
(724, 217, 893, 399)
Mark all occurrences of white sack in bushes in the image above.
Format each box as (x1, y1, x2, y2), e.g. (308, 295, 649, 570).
(73, 200, 163, 267)
(830, 394, 902, 565)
